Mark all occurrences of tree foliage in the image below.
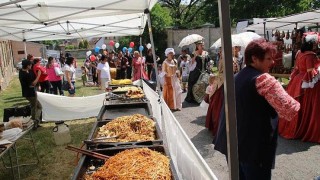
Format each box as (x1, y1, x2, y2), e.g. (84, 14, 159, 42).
(78, 41, 84, 49)
(40, 40, 63, 50)
(161, 0, 211, 28)
(83, 40, 89, 49)
(161, 0, 320, 28)
(118, 3, 173, 58)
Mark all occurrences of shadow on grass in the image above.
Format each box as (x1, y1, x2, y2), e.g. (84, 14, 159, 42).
(3, 98, 27, 105)
(3, 96, 25, 101)
(0, 118, 96, 180)
(11, 102, 29, 107)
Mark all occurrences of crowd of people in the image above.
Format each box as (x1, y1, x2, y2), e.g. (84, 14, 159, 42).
(199, 35, 319, 179)
(17, 35, 319, 178)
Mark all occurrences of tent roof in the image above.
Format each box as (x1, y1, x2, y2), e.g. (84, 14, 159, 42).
(0, 0, 157, 41)
(244, 9, 320, 34)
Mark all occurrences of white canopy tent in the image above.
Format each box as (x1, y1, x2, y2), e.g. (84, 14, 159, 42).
(0, 0, 220, 179)
(244, 8, 320, 35)
(0, 0, 157, 41)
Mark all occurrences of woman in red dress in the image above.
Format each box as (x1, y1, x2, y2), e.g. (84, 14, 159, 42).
(279, 34, 320, 143)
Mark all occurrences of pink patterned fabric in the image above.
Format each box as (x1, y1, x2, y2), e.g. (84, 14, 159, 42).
(256, 73, 300, 121)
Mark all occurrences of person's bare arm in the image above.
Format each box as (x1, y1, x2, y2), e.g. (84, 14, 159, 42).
(65, 70, 74, 90)
(32, 70, 41, 86)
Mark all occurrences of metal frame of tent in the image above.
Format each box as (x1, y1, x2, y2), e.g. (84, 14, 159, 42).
(244, 8, 320, 37)
(0, 0, 219, 179)
(0, 0, 241, 179)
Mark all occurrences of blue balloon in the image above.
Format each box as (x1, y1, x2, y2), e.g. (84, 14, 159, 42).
(94, 46, 100, 53)
(128, 47, 133, 53)
(122, 47, 127, 53)
(139, 45, 144, 52)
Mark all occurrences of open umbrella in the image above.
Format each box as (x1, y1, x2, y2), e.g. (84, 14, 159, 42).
(211, 32, 261, 49)
(179, 34, 204, 47)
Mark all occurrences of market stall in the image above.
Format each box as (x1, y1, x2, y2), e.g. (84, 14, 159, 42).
(244, 8, 320, 80)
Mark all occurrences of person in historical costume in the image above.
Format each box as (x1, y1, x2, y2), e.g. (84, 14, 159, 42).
(132, 51, 148, 81)
(214, 39, 300, 179)
(185, 40, 211, 104)
(278, 33, 320, 143)
(205, 49, 239, 136)
(162, 48, 182, 111)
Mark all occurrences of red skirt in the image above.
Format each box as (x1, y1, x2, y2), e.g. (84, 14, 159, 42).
(205, 86, 223, 136)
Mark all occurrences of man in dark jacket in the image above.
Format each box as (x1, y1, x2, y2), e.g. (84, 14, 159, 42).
(214, 39, 299, 179)
(19, 59, 42, 130)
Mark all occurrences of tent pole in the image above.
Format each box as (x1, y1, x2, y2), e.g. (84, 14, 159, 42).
(218, 0, 239, 180)
(145, 8, 161, 94)
(140, 35, 142, 55)
(263, 22, 266, 39)
(24, 41, 27, 59)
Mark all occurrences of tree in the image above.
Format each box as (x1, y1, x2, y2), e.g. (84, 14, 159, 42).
(78, 41, 84, 49)
(119, 3, 173, 58)
(161, 0, 211, 28)
(65, 45, 75, 50)
(83, 40, 89, 49)
(142, 3, 173, 58)
(40, 40, 63, 50)
(229, 0, 320, 22)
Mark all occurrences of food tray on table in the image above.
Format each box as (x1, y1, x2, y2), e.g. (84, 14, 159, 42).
(109, 79, 133, 87)
(97, 102, 152, 120)
(84, 115, 163, 149)
(104, 93, 147, 103)
(111, 85, 143, 94)
(71, 145, 177, 180)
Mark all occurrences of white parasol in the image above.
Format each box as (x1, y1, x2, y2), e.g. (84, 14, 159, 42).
(211, 32, 261, 49)
(179, 34, 204, 47)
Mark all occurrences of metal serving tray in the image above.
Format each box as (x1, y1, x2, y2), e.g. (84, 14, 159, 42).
(71, 145, 177, 180)
(97, 102, 152, 121)
(84, 117, 163, 149)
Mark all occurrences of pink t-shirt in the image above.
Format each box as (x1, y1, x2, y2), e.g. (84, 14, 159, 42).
(46, 63, 62, 82)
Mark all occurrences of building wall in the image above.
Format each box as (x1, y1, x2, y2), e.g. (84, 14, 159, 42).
(167, 27, 236, 56)
(11, 41, 44, 65)
(0, 40, 15, 91)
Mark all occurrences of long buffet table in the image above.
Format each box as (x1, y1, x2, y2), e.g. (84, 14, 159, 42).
(71, 80, 217, 180)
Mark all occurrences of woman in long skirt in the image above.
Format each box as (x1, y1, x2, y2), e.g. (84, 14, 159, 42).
(162, 48, 182, 111)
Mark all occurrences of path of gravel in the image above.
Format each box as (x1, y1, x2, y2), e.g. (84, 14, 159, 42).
(172, 93, 320, 180)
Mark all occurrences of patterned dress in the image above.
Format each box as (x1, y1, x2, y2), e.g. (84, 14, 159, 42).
(162, 59, 182, 110)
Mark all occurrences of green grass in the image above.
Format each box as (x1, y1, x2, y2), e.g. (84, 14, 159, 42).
(0, 75, 103, 179)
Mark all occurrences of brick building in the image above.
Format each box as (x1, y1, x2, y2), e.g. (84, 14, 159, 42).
(11, 41, 44, 66)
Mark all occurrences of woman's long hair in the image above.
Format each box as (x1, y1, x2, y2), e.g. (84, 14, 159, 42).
(301, 38, 314, 53)
(46, 57, 54, 68)
(65, 57, 74, 66)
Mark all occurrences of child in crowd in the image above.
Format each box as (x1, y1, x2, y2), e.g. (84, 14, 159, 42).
(81, 66, 88, 86)
(180, 55, 189, 93)
(205, 74, 218, 103)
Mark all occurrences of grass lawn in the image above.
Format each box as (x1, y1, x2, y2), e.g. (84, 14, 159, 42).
(0, 74, 103, 179)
